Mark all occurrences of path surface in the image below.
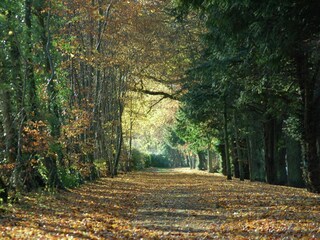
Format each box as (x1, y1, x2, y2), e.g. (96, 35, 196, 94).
(1, 168, 320, 239)
(132, 169, 222, 236)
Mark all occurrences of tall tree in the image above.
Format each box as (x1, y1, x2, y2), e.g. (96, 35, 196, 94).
(174, 0, 320, 192)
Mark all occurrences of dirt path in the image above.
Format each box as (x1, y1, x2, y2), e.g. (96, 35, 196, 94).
(132, 169, 320, 239)
(132, 169, 221, 237)
(1, 168, 320, 239)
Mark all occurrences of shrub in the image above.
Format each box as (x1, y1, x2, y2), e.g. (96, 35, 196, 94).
(131, 149, 150, 170)
(150, 154, 171, 168)
(58, 167, 83, 188)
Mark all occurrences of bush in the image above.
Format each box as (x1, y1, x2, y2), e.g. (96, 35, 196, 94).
(58, 167, 83, 188)
(131, 149, 150, 170)
(0, 179, 8, 204)
(150, 154, 171, 168)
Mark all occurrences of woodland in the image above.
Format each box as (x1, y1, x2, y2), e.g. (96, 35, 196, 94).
(1, 0, 320, 239)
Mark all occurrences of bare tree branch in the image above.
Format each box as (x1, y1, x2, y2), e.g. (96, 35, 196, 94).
(132, 88, 180, 100)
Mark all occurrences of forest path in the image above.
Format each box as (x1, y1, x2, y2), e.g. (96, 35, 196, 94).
(132, 168, 222, 237)
(1, 168, 320, 239)
(132, 168, 320, 239)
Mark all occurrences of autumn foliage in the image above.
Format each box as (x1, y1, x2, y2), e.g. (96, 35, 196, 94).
(22, 121, 50, 155)
(1, 0, 320, 238)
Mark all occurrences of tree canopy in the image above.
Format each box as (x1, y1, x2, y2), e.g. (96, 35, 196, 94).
(1, 0, 320, 207)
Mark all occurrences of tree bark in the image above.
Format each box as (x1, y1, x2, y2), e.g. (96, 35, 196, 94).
(286, 136, 305, 187)
(0, 178, 8, 203)
(112, 99, 124, 177)
(274, 120, 287, 185)
(231, 139, 240, 178)
(264, 117, 275, 184)
(247, 120, 265, 182)
(223, 99, 232, 180)
(264, 117, 287, 185)
(1, 88, 15, 163)
(207, 147, 214, 173)
(295, 51, 320, 192)
(197, 151, 207, 170)
(233, 112, 244, 181)
(217, 143, 227, 175)
(25, 0, 38, 118)
(35, 1, 62, 188)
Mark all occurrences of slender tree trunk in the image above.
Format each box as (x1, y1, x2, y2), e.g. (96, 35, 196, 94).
(1, 89, 15, 163)
(8, 15, 26, 190)
(286, 136, 304, 187)
(190, 154, 196, 169)
(247, 120, 265, 182)
(274, 120, 287, 185)
(264, 117, 276, 184)
(0, 178, 8, 203)
(127, 98, 134, 172)
(207, 145, 214, 173)
(0, 120, 4, 163)
(112, 99, 124, 176)
(231, 138, 239, 178)
(218, 143, 227, 175)
(185, 153, 190, 168)
(25, 0, 38, 118)
(233, 112, 244, 181)
(264, 116, 287, 185)
(223, 98, 232, 180)
(35, 1, 62, 188)
(10, 39, 23, 114)
(197, 151, 206, 170)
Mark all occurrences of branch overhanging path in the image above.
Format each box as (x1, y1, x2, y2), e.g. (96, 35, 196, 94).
(1, 169, 320, 239)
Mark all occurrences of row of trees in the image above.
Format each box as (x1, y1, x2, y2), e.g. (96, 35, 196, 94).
(3, 0, 318, 203)
(167, 0, 320, 193)
(0, 0, 195, 202)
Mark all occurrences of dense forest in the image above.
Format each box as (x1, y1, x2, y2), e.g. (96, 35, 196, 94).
(171, 0, 320, 193)
(0, 0, 191, 201)
(1, 0, 320, 206)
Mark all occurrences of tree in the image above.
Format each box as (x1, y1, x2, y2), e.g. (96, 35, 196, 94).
(173, 0, 315, 188)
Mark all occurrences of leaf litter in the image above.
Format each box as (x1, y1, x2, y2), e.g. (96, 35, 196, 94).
(1, 168, 320, 239)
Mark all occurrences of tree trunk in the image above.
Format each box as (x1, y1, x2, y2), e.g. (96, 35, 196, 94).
(35, 2, 62, 188)
(207, 146, 214, 173)
(25, 0, 38, 118)
(264, 117, 276, 184)
(1, 89, 15, 163)
(247, 120, 265, 182)
(231, 139, 240, 178)
(218, 143, 227, 175)
(197, 151, 206, 170)
(185, 153, 190, 168)
(295, 52, 320, 192)
(36, 2, 61, 137)
(223, 99, 232, 180)
(190, 154, 196, 169)
(0, 178, 8, 204)
(233, 112, 244, 181)
(286, 136, 305, 187)
(127, 102, 134, 172)
(189, 155, 193, 169)
(264, 117, 287, 185)
(44, 156, 63, 189)
(9, 37, 23, 114)
(112, 100, 124, 177)
(274, 120, 287, 185)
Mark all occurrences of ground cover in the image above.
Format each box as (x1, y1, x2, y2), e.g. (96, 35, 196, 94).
(1, 168, 320, 239)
